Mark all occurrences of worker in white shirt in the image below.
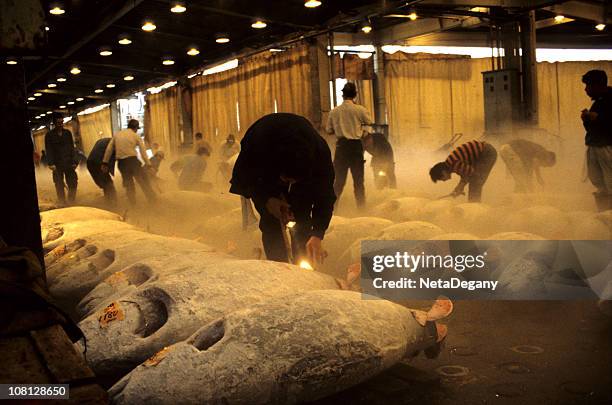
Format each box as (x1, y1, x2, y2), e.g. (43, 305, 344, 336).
(326, 82, 373, 209)
(101, 119, 156, 205)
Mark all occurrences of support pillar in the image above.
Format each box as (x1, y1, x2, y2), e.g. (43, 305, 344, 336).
(110, 100, 121, 133)
(308, 36, 331, 133)
(520, 10, 538, 125)
(372, 44, 388, 127)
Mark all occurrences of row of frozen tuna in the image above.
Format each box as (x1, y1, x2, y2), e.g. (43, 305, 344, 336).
(41, 206, 452, 404)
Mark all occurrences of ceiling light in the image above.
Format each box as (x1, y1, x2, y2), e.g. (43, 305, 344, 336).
(34, 92, 42, 97)
(35, 116, 40, 119)
(554, 15, 565, 23)
(48, 83, 57, 88)
(106, 83, 116, 88)
(76, 98, 84, 101)
(94, 88, 104, 93)
(251, 20, 267, 29)
(269, 48, 285, 53)
(595, 23, 606, 31)
(99, 48, 113, 56)
(59, 105, 66, 109)
(123, 75, 134, 81)
(67, 101, 75, 105)
(118, 36, 132, 45)
(70, 66, 81, 74)
(40, 113, 46, 116)
(162, 58, 175, 65)
(6, 59, 18, 65)
(47, 111, 52, 114)
(45, 26, 50, 31)
(187, 47, 200, 56)
(142, 21, 156, 31)
(28, 97, 35, 101)
(215, 34, 230, 44)
(170, 2, 186, 13)
(57, 76, 67, 82)
(49, 6, 65, 15)
(304, 0, 321, 8)
(408, 12, 418, 21)
(361, 21, 372, 34)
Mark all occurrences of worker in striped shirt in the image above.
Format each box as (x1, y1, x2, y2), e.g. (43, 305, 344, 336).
(429, 140, 497, 202)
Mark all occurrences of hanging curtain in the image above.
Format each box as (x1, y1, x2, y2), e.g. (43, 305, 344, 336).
(237, 53, 274, 134)
(354, 79, 375, 120)
(145, 86, 181, 153)
(32, 127, 47, 153)
(78, 106, 112, 154)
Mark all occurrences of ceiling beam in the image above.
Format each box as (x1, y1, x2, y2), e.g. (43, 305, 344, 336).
(27, 0, 145, 87)
(543, 1, 610, 23)
(420, 0, 561, 8)
(535, 16, 574, 29)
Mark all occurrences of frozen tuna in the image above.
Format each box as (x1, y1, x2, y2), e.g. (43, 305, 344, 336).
(41, 206, 122, 231)
(502, 206, 570, 239)
(370, 197, 431, 222)
(42, 219, 135, 253)
(78, 260, 344, 377)
(109, 291, 452, 405)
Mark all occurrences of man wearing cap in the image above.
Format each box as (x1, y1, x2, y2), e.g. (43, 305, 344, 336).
(44, 113, 78, 205)
(230, 113, 336, 265)
(326, 82, 373, 209)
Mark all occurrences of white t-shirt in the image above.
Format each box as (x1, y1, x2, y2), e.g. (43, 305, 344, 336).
(326, 100, 373, 140)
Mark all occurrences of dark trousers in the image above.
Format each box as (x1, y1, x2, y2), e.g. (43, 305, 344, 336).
(117, 157, 156, 205)
(87, 161, 116, 204)
(52, 166, 78, 203)
(333, 138, 365, 208)
(468, 143, 497, 202)
(252, 196, 311, 263)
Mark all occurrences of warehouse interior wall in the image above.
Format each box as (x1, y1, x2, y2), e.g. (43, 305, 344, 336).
(78, 106, 113, 154)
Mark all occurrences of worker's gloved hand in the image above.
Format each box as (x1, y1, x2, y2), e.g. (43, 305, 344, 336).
(49, 165, 56, 171)
(100, 163, 109, 174)
(266, 197, 294, 224)
(306, 236, 324, 266)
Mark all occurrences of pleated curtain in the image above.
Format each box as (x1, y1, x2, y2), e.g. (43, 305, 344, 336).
(78, 107, 112, 154)
(144, 86, 181, 153)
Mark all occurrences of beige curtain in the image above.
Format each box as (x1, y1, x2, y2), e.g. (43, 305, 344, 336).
(145, 86, 181, 153)
(355, 79, 375, 120)
(32, 128, 47, 153)
(78, 107, 112, 154)
(190, 44, 313, 143)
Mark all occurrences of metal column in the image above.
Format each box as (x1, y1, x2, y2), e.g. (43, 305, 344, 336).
(372, 44, 388, 126)
(520, 10, 538, 125)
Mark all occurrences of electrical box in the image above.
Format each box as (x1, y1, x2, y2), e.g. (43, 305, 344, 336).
(482, 69, 522, 136)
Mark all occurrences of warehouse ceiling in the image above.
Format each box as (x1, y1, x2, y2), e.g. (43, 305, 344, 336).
(14, 0, 611, 125)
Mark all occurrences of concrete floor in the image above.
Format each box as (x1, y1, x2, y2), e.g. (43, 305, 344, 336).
(315, 300, 611, 405)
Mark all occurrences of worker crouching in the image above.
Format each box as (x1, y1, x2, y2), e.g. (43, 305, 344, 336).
(363, 133, 397, 189)
(230, 113, 336, 266)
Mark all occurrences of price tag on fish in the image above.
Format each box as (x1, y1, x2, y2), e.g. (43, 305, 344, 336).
(51, 244, 66, 259)
(143, 346, 173, 367)
(98, 302, 125, 328)
(106, 271, 127, 286)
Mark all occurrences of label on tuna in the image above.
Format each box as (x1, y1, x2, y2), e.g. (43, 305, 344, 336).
(51, 245, 66, 258)
(143, 346, 173, 367)
(98, 302, 125, 328)
(107, 271, 127, 286)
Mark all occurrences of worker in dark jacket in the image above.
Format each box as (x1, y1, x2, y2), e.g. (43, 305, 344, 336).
(44, 113, 78, 204)
(230, 113, 336, 266)
(87, 137, 116, 205)
(499, 139, 556, 192)
(363, 133, 397, 189)
(429, 140, 497, 202)
(581, 69, 612, 211)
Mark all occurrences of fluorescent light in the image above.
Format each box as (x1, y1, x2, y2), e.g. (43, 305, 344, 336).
(28, 97, 35, 101)
(45, 26, 50, 31)
(47, 111, 52, 114)
(99, 49, 112, 56)
(123, 75, 134, 81)
(106, 83, 116, 88)
(215, 34, 230, 44)
(170, 2, 186, 13)
(48, 83, 57, 88)
(408, 12, 418, 21)
(59, 105, 66, 109)
(554, 15, 565, 23)
(361, 23, 372, 34)
(6, 59, 18, 65)
(142, 21, 156, 31)
(49, 6, 64, 15)
(34, 92, 42, 97)
(304, 0, 321, 8)
(70, 66, 81, 74)
(118, 37, 132, 45)
(251, 20, 267, 29)
(595, 23, 606, 31)
(162, 58, 175, 65)
(57, 76, 67, 82)
(187, 48, 200, 56)
(94, 89, 104, 93)
(76, 98, 84, 101)
(67, 101, 75, 105)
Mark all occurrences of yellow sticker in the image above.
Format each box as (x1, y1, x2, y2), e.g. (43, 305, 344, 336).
(98, 302, 125, 328)
(143, 346, 173, 367)
(52, 244, 66, 258)
(106, 271, 127, 286)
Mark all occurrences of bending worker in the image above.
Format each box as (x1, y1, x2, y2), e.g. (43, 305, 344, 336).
(430, 139, 497, 202)
(326, 82, 372, 209)
(102, 119, 156, 205)
(230, 113, 336, 266)
(363, 132, 397, 189)
(499, 139, 556, 192)
(87, 137, 117, 205)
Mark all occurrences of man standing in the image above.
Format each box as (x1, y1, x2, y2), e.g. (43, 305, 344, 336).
(87, 137, 116, 205)
(429, 140, 497, 202)
(363, 132, 397, 189)
(102, 119, 156, 205)
(326, 82, 372, 209)
(44, 113, 78, 205)
(499, 139, 556, 192)
(581, 70, 612, 211)
(230, 113, 336, 266)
